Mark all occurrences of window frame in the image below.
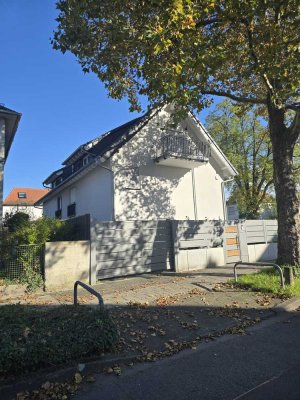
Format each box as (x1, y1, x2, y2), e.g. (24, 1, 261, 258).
(18, 192, 27, 199)
(57, 196, 62, 211)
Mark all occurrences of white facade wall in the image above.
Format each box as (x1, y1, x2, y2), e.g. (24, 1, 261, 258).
(0, 118, 5, 220)
(194, 165, 224, 220)
(112, 110, 225, 221)
(43, 164, 113, 221)
(3, 205, 43, 220)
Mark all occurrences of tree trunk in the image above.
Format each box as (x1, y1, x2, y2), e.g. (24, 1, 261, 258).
(268, 105, 300, 266)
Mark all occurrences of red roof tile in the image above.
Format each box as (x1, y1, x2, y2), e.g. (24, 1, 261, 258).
(3, 188, 51, 206)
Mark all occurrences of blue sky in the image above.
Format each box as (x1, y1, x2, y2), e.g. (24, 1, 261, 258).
(0, 0, 214, 198)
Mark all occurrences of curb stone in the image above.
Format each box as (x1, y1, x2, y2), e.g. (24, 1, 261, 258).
(0, 354, 139, 400)
(272, 296, 300, 313)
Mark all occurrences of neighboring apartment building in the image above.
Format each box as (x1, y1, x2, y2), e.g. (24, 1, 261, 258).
(0, 105, 21, 220)
(3, 188, 50, 220)
(37, 106, 237, 221)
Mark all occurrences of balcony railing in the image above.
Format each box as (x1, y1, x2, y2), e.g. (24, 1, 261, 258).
(55, 209, 62, 219)
(157, 134, 210, 161)
(67, 203, 76, 218)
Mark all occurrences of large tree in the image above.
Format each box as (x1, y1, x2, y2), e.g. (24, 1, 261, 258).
(205, 100, 274, 219)
(52, 0, 300, 265)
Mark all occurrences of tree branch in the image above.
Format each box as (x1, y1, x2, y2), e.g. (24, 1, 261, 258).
(285, 103, 300, 112)
(256, 180, 274, 209)
(195, 16, 222, 28)
(201, 90, 266, 105)
(244, 21, 274, 95)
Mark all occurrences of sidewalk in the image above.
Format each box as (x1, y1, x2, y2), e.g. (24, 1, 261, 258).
(0, 267, 289, 400)
(50, 267, 285, 362)
(0, 266, 272, 306)
(2, 266, 285, 360)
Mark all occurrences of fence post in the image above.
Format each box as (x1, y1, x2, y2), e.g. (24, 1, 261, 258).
(263, 220, 268, 244)
(237, 221, 249, 262)
(40, 243, 46, 281)
(170, 220, 179, 272)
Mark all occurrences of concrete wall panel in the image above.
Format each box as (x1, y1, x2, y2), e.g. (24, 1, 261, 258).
(44, 240, 90, 290)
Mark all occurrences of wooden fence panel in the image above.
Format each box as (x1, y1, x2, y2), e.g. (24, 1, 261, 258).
(92, 220, 173, 280)
(175, 220, 224, 250)
(245, 220, 278, 244)
(89, 218, 279, 282)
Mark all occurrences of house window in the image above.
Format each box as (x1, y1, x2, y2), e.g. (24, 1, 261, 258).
(83, 155, 90, 166)
(54, 177, 63, 187)
(73, 160, 83, 173)
(55, 196, 62, 219)
(18, 192, 27, 199)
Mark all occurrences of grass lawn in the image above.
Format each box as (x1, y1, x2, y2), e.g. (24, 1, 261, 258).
(0, 305, 118, 378)
(235, 268, 300, 297)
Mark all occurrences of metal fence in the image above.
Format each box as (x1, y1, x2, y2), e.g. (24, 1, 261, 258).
(158, 134, 211, 160)
(59, 214, 90, 241)
(0, 244, 44, 281)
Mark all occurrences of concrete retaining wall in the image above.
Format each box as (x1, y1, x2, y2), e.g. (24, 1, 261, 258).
(248, 243, 278, 263)
(44, 240, 90, 290)
(172, 220, 225, 272)
(175, 247, 225, 272)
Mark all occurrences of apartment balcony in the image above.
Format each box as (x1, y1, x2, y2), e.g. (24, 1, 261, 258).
(155, 134, 210, 169)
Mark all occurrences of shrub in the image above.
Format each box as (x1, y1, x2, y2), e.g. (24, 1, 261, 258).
(0, 305, 119, 377)
(0, 214, 79, 290)
(4, 212, 30, 233)
(2, 213, 78, 247)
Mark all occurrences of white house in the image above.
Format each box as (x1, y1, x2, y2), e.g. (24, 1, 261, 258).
(3, 188, 50, 220)
(0, 105, 21, 220)
(37, 107, 237, 221)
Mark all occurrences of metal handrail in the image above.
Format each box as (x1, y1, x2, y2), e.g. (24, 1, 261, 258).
(159, 134, 211, 160)
(234, 261, 285, 289)
(74, 281, 104, 307)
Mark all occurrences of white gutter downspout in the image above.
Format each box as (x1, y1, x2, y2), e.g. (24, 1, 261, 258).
(221, 177, 235, 221)
(191, 168, 198, 220)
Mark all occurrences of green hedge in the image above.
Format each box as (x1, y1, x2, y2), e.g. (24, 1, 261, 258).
(0, 305, 118, 377)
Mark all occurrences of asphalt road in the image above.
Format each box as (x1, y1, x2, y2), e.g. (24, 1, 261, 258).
(75, 310, 300, 400)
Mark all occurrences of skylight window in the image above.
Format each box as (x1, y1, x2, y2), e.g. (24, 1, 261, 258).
(18, 192, 27, 199)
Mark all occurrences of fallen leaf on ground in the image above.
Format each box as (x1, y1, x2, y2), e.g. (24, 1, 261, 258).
(86, 374, 96, 383)
(74, 372, 82, 384)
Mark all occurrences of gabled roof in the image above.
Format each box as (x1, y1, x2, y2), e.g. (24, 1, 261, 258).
(44, 166, 72, 186)
(62, 115, 147, 166)
(3, 188, 50, 206)
(43, 114, 147, 186)
(38, 113, 151, 204)
(0, 104, 22, 160)
(188, 112, 238, 179)
(39, 107, 237, 205)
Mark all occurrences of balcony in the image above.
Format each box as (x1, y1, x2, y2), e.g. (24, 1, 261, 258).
(155, 134, 210, 169)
